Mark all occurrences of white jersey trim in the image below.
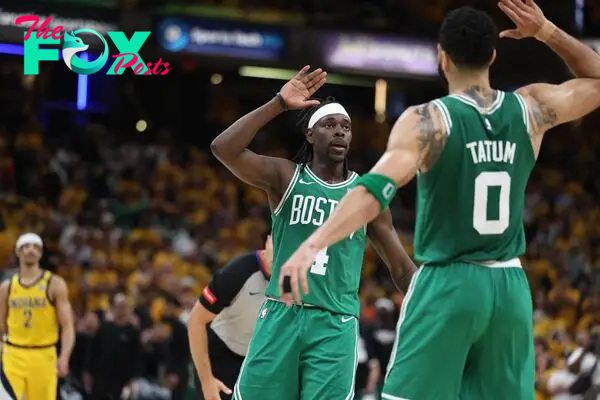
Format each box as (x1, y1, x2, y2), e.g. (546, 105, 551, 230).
(344, 319, 360, 400)
(272, 164, 300, 216)
(449, 90, 505, 115)
(431, 100, 452, 136)
(234, 301, 269, 400)
(466, 257, 522, 268)
(385, 267, 424, 381)
(305, 166, 358, 189)
(513, 93, 531, 134)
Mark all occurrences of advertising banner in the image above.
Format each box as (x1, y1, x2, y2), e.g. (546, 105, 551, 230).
(156, 17, 286, 61)
(322, 33, 437, 77)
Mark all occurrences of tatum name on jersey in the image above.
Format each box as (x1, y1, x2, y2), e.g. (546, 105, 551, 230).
(266, 165, 367, 316)
(414, 91, 535, 265)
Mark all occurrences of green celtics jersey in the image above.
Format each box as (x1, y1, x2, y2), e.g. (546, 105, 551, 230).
(414, 91, 535, 264)
(266, 165, 367, 316)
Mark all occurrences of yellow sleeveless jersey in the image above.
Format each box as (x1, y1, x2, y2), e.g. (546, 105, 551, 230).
(6, 270, 58, 347)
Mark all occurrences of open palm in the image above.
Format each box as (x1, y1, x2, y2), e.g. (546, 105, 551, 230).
(498, 0, 548, 39)
(279, 65, 327, 110)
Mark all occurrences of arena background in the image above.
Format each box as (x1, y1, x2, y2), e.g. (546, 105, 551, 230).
(0, 0, 599, 398)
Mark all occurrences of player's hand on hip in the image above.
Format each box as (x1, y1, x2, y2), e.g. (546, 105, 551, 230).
(498, 0, 548, 39)
(279, 243, 318, 306)
(279, 65, 327, 110)
(201, 377, 232, 400)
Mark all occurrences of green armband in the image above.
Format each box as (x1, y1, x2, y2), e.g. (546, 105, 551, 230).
(356, 173, 397, 211)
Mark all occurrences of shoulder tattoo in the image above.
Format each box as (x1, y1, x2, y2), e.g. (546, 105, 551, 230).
(415, 103, 447, 172)
(530, 97, 558, 134)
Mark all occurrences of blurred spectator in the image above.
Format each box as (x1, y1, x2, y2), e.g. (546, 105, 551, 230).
(86, 293, 142, 400)
(546, 353, 581, 399)
(71, 312, 100, 387)
(161, 295, 190, 400)
(372, 298, 397, 376)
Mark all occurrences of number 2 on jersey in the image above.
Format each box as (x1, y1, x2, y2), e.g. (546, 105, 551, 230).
(473, 171, 511, 235)
(310, 247, 329, 276)
(23, 309, 32, 328)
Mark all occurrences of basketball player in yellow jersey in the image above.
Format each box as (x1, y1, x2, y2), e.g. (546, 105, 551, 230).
(0, 233, 75, 399)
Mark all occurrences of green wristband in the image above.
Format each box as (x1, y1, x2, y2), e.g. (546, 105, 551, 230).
(356, 173, 397, 211)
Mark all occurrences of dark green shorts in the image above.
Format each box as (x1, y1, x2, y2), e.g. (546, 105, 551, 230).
(233, 299, 359, 400)
(383, 262, 535, 400)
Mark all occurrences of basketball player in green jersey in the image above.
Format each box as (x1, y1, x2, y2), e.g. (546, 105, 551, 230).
(281, 1, 600, 399)
(211, 69, 416, 399)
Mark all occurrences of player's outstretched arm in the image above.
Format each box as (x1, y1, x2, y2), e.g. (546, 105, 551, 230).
(279, 103, 446, 304)
(52, 276, 75, 377)
(499, 0, 600, 79)
(304, 102, 446, 251)
(518, 79, 600, 136)
(541, 23, 600, 79)
(367, 209, 417, 293)
(211, 66, 326, 204)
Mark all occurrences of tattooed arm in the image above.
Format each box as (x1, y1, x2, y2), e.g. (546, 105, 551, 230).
(277, 102, 446, 303)
(299, 102, 447, 251)
(518, 79, 600, 134)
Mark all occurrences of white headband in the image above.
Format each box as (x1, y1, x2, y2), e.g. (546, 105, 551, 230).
(16, 233, 43, 251)
(308, 103, 350, 129)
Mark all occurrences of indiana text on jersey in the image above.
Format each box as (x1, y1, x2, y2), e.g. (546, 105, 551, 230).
(0, 233, 75, 400)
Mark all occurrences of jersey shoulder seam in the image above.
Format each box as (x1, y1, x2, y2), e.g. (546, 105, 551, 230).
(273, 164, 300, 216)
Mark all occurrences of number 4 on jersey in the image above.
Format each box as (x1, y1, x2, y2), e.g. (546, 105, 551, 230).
(310, 247, 329, 276)
(309, 226, 363, 276)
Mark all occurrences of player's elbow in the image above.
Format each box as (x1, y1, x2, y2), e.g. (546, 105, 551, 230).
(210, 139, 224, 161)
(59, 317, 75, 334)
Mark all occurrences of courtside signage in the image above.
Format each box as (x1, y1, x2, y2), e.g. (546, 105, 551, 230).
(17, 15, 171, 75)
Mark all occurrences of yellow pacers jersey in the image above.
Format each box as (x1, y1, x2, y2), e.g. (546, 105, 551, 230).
(6, 270, 58, 347)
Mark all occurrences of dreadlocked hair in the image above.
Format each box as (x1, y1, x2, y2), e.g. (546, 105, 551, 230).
(292, 96, 349, 178)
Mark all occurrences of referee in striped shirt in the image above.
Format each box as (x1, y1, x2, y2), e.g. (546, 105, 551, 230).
(188, 235, 272, 400)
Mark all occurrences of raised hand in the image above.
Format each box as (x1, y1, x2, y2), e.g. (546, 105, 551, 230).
(498, 0, 548, 40)
(279, 65, 327, 110)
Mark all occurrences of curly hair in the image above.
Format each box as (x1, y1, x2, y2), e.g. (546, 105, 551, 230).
(439, 6, 498, 69)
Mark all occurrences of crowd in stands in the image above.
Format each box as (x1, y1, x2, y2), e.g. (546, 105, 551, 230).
(0, 107, 598, 399)
(1, 40, 600, 397)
